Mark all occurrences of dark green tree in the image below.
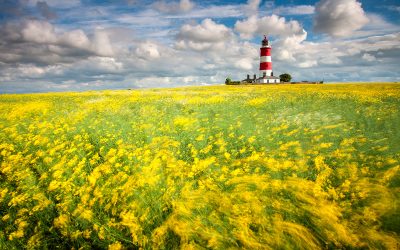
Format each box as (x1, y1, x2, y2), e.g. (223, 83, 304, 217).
(279, 73, 292, 83)
(225, 77, 232, 85)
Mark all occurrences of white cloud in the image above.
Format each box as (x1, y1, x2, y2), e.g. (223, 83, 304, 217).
(278, 49, 295, 62)
(274, 5, 315, 15)
(234, 16, 258, 39)
(313, 0, 369, 37)
(320, 56, 342, 65)
(16, 20, 114, 57)
(116, 11, 171, 28)
(275, 30, 308, 62)
(179, 0, 194, 12)
(92, 29, 114, 56)
(175, 19, 232, 51)
(244, 0, 261, 15)
(18, 64, 46, 77)
(178, 19, 231, 43)
(298, 60, 318, 68)
(175, 40, 225, 51)
(21, 20, 57, 44)
(75, 57, 124, 74)
(153, 0, 194, 14)
(59, 29, 90, 49)
(0, 19, 122, 77)
(1, 1, 399, 92)
(165, 4, 242, 19)
(135, 42, 161, 59)
(362, 53, 376, 62)
(235, 15, 304, 39)
(272, 32, 400, 81)
(3, 64, 64, 80)
(345, 33, 400, 54)
(350, 13, 400, 38)
(234, 58, 253, 70)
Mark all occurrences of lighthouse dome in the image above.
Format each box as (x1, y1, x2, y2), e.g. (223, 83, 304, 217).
(262, 36, 269, 46)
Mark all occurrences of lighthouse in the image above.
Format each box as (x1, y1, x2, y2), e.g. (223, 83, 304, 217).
(256, 36, 280, 84)
(260, 36, 272, 77)
(240, 36, 280, 84)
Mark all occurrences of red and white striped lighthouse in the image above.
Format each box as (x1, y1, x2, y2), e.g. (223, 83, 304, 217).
(259, 35, 272, 77)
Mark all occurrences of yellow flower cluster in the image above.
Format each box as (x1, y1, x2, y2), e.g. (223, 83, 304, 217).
(0, 83, 399, 249)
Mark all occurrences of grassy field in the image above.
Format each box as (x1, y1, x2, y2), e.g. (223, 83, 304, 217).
(0, 84, 399, 249)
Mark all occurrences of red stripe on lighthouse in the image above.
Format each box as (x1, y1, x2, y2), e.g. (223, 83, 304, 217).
(259, 62, 272, 70)
(260, 48, 271, 56)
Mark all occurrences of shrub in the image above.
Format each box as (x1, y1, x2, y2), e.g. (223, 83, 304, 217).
(280, 73, 292, 83)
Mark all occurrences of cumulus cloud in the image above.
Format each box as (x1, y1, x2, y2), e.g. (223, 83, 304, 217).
(275, 30, 308, 62)
(1, 18, 224, 90)
(153, 0, 194, 14)
(351, 13, 400, 38)
(59, 29, 91, 49)
(313, 0, 369, 37)
(235, 15, 304, 39)
(21, 20, 57, 44)
(74, 57, 124, 74)
(243, 0, 261, 15)
(362, 53, 376, 62)
(234, 58, 253, 70)
(15, 64, 46, 78)
(178, 19, 231, 43)
(0, 1, 399, 93)
(135, 42, 161, 59)
(298, 60, 318, 68)
(0, 20, 114, 65)
(179, 0, 194, 12)
(176, 19, 232, 51)
(92, 30, 114, 57)
(272, 31, 400, 82)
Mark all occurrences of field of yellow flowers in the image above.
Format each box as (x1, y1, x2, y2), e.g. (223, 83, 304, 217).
(0, 84, 399, 249)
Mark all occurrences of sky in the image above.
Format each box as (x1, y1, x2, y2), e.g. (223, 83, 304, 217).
(0, 0, 399, 93)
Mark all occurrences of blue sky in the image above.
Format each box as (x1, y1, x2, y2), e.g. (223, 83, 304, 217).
(0, 0, 399, 93)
